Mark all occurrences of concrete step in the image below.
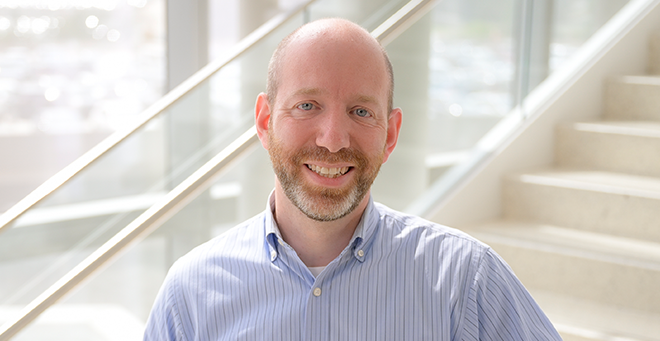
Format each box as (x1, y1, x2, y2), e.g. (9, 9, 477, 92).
(556, 121, 660, 177)
(502, 169, 660, 242)
(532, 290, 660, 341)
(461, 221, 660, 316)
(604, 76, 660, 121)
(650, 31, 660, 75)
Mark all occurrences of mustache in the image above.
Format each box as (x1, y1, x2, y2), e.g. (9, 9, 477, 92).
(291, 146, 368, 168)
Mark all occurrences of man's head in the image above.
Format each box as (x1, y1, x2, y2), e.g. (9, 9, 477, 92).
(267, 19, 395, 114)
(255, 18, 402, 222)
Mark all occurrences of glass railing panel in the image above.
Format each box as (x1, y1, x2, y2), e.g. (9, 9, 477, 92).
(0, 12, 303, 340)
(2, 183, 227, 341)
(0, 0, 166, 214)
(426, 0, 516, 155)
(371, 0, 516, 211)
(401, 0, 633, 216)
(550, 0, 631, 72)
(0, 0, 422, 338)
(0, 115, 166, 306)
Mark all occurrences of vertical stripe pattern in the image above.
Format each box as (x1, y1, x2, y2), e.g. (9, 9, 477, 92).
(144, 195, 561, 341)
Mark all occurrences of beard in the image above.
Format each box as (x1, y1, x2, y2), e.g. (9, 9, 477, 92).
(268, 132, 384, 222)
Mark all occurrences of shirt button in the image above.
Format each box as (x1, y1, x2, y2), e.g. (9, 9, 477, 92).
(357, 250, 364, 257)
(270, 250, 277, 260)
(313, 287, 322, 297)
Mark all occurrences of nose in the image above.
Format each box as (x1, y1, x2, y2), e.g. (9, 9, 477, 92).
(315, 109, 351, 153)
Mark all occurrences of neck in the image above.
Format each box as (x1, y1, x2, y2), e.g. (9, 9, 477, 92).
(273, 182, 369, 267)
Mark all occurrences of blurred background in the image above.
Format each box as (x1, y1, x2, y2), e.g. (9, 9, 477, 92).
(2, 0, 659, 340)
(0, 0, 627, 212)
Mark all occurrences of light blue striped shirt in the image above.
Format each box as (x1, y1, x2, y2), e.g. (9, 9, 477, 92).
(144, 195, 561, 340)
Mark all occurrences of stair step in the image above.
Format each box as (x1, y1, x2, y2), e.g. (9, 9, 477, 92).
(532, 290, 660, 341)
(461, 221, 660, 315)
(503, 169, 660, 242)
(556, 121, 660, 177)
(604, 75, 660, 120)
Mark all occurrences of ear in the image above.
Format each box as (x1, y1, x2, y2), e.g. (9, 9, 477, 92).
(382, 107, 402, 163)
(255, 92, 271, 150)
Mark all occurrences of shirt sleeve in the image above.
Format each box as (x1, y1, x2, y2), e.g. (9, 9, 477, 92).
(143, 271, 188, 341)
(459, 248, 562, 341)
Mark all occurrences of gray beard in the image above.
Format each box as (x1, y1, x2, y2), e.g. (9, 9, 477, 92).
(278, 168, 369, 222)
(267, 131, 383, 222)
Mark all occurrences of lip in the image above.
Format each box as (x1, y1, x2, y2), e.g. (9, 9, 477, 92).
(303, 162, 354, 187)
(305, 161, 354, 169)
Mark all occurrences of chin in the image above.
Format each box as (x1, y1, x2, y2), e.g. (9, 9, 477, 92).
(286, 183, 365, 222)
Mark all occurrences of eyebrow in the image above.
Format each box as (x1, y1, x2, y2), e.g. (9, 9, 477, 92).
(354, 94, 380, 105)
(293, 88, 325, 96)
(292, 88, 381, 106)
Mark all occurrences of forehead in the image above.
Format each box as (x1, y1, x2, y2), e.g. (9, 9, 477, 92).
(275, 31, 390, 105)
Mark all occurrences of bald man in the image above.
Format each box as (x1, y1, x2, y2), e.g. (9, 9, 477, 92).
(144, 19, 561, 341)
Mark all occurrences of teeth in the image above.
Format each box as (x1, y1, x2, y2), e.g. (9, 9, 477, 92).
(307, 164, 350, 178)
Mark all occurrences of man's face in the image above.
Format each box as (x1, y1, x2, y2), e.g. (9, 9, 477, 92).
(268, 131, 382, 221)
(263, 33, 398, 221)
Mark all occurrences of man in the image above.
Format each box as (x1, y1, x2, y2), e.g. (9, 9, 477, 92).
(144, 18, 561, 340)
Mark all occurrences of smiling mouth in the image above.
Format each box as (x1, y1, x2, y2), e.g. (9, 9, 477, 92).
(306, 164, 351, 178)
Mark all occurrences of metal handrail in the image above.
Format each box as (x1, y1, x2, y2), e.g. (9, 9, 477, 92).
(0, 127, 259, 340)
(0, 0, 438, 339)
(371, 0, 436, 45)
(0, 0, 315, 235)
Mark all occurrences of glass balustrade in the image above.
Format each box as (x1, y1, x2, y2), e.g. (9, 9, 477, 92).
(0, 0, 411, 339)
(403, 0, 631, 216)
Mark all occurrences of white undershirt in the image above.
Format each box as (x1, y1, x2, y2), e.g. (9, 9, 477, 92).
(308, 266, 325, 277)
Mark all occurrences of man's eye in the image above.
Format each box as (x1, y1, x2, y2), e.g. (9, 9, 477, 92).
(298, 103, 314, 110)
(354, 108, 371, 117)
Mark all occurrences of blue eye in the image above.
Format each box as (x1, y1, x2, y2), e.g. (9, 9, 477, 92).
(298, 103, 314, 110)
(354, 108, 370, 117)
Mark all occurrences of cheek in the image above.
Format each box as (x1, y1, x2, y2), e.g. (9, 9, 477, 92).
(272, 119, 317, 147)
(354, 128, 388, 154)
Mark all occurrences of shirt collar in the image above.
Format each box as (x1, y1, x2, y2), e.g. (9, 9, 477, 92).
(265, 191, 282, 262)
(264, 191, 380, 264)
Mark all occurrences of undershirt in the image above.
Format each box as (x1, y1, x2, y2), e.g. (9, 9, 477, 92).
(308, 266, 325, 277)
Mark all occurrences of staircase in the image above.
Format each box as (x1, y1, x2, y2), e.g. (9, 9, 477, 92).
(461, 32, 660, 341)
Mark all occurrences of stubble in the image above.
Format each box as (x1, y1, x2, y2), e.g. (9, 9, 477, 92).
(268, 132, 383, 221)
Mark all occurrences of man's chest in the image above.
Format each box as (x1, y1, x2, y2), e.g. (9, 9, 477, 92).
(191, 259, 460, 341)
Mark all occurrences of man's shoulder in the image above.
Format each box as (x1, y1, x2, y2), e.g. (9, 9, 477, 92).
(372, 201, 489, 252)
(169, 212, 266, 273)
